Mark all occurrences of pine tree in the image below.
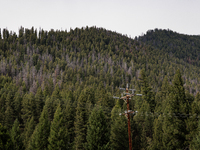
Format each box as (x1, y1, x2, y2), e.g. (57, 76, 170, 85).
(22, 116, 35, 149)
(0, 123, 13, 150)
(162, 69, 188, 150)
(191, 118, 200, 150)
(31, 106, 50, 150)
(154, 76, 170, 113)
(74, 88, 93, 150)
(4, 105, 14, 130)
(21, 93, 37, 125)
(62, 91, 75, 149)
(187, 92, 200, 148)
(132, 98, 154, 150)
(86, 106, 110, 150)
(13, 92, 22, 122)
(27, 126, 37, 150)
(139, 69, 155, 112)
(35, 87, 45, 122)
(48, 104, 69, 150)
(151, 115, 164, 150)
(110, 100, 128, 150)
(10, 119, 23, 150)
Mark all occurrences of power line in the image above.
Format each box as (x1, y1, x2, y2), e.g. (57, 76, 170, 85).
(113, 83, 142, 150)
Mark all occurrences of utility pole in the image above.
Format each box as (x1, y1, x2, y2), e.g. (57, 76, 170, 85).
(113, 84, 142, 150)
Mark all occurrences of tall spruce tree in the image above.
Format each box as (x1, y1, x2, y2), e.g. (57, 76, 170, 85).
(22, 116, 35, 149)
(74, 88, 94, 150)
(110, 100, 128, 150)
(86, 106, 110, 150)
(10, 119, 23, 150)
(48, 104, 69, 150)
(162, 69, 188, 150)
(139, 69, 155, 112)
(0, 123, 13, 150)
(34, 87, 45, 122)
(191, 117, 200, 150)
(21, 93, 37, 125)
(151, 115, 164, 150)
(62, 91, 75, 149)
(31, 105, 50, 150)
(188, 92, 200, 149)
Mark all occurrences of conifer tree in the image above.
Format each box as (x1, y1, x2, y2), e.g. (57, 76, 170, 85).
(21, 93, 37, 125)
(74, 88, 93, 150)
(13, 92, 22, 122)
(0, 123, 13, 150)
(62, 91, 75, 149)
(191, 117, 200, 150)
(154, 75, 170, 113)
(162, 69, 188, 150)
(86, 106, 110, 150)
(132, 98, 154, 150)
(27, 126, 37, 150)
(30, 106, 50, 150)
(110, 100, 128, 150)
(4, 105, 14, 130)
(22, 117, 35, 149)
(139, 69, 155, 112)
(10, 119, 23, 150)
(48, 104, 69, 150)
(35, 87, 45, 122)
(187, 92, 200, 148)
(151, 115, 164, 150)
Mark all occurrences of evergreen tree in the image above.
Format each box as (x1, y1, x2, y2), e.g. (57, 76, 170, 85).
(10, 119, 23, 150)
(13, 92, 22, 122)
(22, 117, 35, 149)
(21, 93, 37, 125)
(151, 115, 164, 150)
(191, 117, 200, 150)
(0, 123, 13, 150)
(86, 106, 110, 150)
(139, 69, 155, 112)
(187, 92, 200, 149)
(35, 87, 45, 122)
(4, 105, 14, 130)
(110, 100, 128, 150)
(162, 69, 188, 150)
(31, 106, 50, 150)
(62, 91, 75, 149)
(74, 88, 93, 150)
(48, 104, 69, 150)
(134, 100, 153, 149)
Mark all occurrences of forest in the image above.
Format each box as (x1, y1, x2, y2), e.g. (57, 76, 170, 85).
(1, 26, 200, 149)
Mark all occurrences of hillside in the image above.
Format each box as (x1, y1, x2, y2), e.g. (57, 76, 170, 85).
(1, 26, 200, 149)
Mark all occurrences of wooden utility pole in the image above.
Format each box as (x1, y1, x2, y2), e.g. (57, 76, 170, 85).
(113, 84, 142, 150)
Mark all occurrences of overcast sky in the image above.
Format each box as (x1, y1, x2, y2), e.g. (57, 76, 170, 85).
(1, 0, 200, 38)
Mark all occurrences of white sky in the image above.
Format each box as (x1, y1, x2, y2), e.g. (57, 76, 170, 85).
(1, 0, 200, 38)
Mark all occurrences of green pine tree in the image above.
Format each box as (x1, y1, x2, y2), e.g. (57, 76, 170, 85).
(0, 123, 13, 150)
(31, 106, 50, 150)
(139, 69, 155, 112)
(110, 100, 128, 150)
(151, 115, 164, 150)
(191, 117, 200, 150)
(10, 119, 23, 150)
(22, 116, 35, 149)
(21, 93, 37, 125)
(162, 69, 188, 150)
(62, 91, 75, 149)
(35, 87, 45, 122)
(48, 104, 69, 150)
(86, 106, 110, 150)
(74, 88, 94, 150)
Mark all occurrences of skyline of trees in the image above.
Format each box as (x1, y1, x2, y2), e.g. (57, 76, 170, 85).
(1, 26, 200, 149)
